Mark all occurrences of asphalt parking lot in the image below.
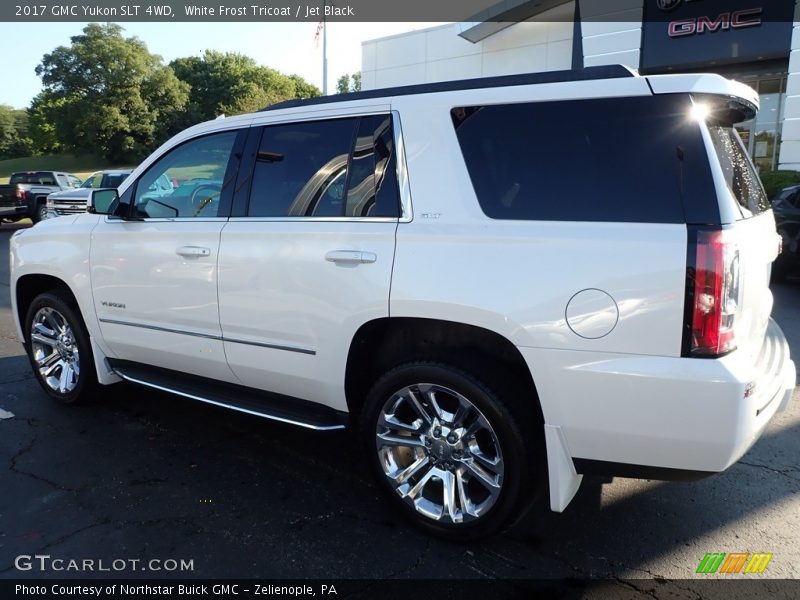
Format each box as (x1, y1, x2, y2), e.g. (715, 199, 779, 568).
(1, 221, 798, 595)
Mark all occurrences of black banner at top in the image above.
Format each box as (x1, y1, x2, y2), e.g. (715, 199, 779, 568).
(1, 0, 798, 23)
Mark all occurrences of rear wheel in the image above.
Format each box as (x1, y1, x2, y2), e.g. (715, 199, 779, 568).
(360, 361, 542, 540)
(24, 292, 99, 404)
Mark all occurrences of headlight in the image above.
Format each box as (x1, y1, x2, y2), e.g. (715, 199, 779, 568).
(46, 198, 54, 207)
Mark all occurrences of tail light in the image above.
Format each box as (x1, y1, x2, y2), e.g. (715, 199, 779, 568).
(15, 188, 27, 200)
(685, 229, 740, 357)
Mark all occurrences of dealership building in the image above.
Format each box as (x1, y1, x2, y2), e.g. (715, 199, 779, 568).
(361, 0, 800, 172)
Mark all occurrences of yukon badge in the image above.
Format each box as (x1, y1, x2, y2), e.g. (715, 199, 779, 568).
(101, 301, 126, 309)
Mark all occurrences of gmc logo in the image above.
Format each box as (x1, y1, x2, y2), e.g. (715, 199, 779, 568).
(668, 8, 763, 37)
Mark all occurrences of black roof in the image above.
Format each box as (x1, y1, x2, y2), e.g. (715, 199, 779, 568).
(262, 65, 636, 112)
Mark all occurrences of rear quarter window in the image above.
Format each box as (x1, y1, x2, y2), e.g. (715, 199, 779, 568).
(706, 125, 770, 219)
(451, 95, 716, 224)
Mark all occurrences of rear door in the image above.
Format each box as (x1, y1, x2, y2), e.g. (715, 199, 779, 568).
(217, 112, 403, 410)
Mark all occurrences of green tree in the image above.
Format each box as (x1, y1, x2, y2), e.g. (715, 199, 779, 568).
(336, 72, 362, 94)
(336, 74, 351, 94)
(34, 23, 189, 163)
(0, 104, 35, 158)
(170, 50, 320, 127)
(27, 93, 63, 154)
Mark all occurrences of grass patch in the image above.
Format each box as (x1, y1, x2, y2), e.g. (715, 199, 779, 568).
(0, 154, 133, 183)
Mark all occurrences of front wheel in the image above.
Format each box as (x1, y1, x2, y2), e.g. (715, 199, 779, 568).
(360, 362, 542, 540)
(32, 200, 48, 223)
(24, 292, 99, 404)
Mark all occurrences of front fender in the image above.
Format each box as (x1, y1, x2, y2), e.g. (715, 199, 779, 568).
(10, 214, 103, 345)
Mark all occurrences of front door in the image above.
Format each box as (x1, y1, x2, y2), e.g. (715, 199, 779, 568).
(90, 128, 244, 382)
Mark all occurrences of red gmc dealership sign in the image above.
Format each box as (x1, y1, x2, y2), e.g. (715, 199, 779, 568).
(640, 0, 793, 72)
(668, 8, 763, 38)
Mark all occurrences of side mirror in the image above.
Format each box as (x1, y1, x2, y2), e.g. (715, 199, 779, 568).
(88, 189, 119, 215)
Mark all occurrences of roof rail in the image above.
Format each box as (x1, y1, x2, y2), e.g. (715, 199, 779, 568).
(261, 65, 638, 112)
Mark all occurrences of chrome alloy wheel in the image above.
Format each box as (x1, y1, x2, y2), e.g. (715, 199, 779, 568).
(375, 383, 504, 524)
(30, 307, 80, 394)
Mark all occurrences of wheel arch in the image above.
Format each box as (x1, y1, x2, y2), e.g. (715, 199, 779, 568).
(14, 274, 78, 342)
(344, 317, 543, 424)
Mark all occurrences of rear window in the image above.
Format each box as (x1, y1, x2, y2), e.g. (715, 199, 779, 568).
(451, 95, 716, 224)
(103, 174, 129, 188)
(706, 126, 770, 219)
(9, 172, 57, 185)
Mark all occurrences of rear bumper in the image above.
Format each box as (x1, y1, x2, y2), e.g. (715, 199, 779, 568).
(521, 318, 795, 476)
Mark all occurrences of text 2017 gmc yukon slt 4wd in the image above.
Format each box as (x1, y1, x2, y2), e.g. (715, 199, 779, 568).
(10, 66, 796, 540)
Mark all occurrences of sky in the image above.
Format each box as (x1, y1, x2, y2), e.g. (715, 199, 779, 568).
(0, 22, 443, 109)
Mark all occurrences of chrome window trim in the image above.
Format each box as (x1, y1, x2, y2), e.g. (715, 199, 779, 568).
(221, 216, 398, 224)
(98, 318, 316, 355)
(250, 103, 391, 126)
(102, 216, 230, 224)
(392, 110, 413, 224)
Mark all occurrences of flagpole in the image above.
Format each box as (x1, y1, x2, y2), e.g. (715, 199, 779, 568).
(322, 3, 328, 95)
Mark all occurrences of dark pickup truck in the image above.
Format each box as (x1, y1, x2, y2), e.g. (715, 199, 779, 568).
(0, 171, 82, 223)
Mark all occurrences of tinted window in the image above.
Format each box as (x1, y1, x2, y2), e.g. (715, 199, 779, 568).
(247, 115, 400, 218)
(249, 118, 354, 217)
(706, 126, 770, 219)
(103, 174, 129, 188)
(133, 131, 237, 219)
(452, 96, 714, 223)
(346, 115, 400, 217)
(10, 172, 56, 185)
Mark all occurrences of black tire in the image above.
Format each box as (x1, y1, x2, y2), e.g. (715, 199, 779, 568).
(32, 200, 48, 223)
(360, 361, 544, 541)
(24, 291, 99, 405)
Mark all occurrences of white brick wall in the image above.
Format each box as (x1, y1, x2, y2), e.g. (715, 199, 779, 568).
(579, 0, 643, 69)
(360, 2, 576, 90)
(778, 1, 800, 171)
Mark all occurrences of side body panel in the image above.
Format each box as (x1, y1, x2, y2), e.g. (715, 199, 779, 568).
(89, 219, 235, 383)
(218, 221, 397, 411)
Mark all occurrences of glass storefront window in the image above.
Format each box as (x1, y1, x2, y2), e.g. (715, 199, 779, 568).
(735, 75, 786, 172)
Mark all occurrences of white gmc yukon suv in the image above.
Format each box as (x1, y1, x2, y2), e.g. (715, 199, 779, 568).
(9, 66, 796, 540)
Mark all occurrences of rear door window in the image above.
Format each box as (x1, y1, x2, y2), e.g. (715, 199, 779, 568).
(247, 114, 400, 218)
(451, 95, 716, 224)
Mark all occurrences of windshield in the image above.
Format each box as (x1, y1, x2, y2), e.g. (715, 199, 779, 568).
(706, 126, 770, 219)
(80, 173, 102, 188)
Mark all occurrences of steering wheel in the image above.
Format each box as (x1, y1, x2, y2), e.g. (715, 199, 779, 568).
(190, 184, 222, 217)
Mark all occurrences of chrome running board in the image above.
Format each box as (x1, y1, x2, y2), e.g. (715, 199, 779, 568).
(109, 360, 348, 432)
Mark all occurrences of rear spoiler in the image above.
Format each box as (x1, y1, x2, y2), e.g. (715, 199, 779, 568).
(647, 73, 759, 121)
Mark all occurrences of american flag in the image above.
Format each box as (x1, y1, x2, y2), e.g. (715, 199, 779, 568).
(314, 20, 324, 47)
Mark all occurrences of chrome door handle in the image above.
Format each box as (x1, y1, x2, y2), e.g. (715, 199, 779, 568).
(325, 250, 377, 264)
(176, 246, 211, 258)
